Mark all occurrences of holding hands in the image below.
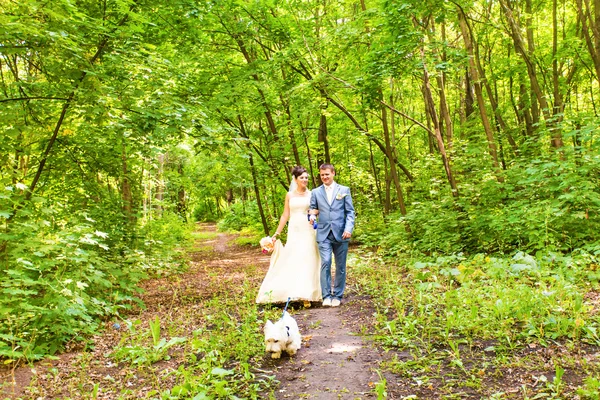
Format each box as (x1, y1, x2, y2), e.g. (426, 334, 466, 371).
(308, 209, 319, 226)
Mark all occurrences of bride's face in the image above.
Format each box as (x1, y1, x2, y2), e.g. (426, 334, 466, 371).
(296, 172, 309, 189)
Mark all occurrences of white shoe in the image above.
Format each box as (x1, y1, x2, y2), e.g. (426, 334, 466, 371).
(331, 299, 341, 307)
(322, 298, 332, 307)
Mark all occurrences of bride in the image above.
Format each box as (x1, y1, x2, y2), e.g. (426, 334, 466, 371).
(256, 166, 322, 304)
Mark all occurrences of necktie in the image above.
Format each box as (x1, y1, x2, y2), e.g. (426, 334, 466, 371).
(326, 185, 334, 203)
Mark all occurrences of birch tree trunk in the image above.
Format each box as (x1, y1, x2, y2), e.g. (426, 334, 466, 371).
(121, 139, 135, 225)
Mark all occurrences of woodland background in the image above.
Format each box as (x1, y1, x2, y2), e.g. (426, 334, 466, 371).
(2, 0, 600, 365)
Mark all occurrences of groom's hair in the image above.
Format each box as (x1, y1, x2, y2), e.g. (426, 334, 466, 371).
(319, 163, 335, 172)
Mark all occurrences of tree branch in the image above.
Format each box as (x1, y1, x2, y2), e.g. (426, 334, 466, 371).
(0, 96, 69, 103)
(22, 8, 136, 204)
(326, 95, 414, 182)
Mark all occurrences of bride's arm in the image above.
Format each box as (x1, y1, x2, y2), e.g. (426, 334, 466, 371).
(272, 193, 291, 239)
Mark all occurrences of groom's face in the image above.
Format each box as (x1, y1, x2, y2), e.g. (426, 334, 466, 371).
(319, 168, 335, 186)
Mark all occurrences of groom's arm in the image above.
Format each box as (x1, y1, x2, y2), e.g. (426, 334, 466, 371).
(309, 191, 318, 222)
(310, 190, 319, 210)
(342, 188, 355, 239)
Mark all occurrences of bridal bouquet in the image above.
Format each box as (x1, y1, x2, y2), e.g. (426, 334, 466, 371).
(259, 236, 275, 254)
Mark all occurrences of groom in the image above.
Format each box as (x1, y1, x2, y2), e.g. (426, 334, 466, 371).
(309, 163, 355, 307)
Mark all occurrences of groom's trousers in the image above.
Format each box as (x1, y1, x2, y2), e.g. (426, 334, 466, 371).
(318, 231, 349, 300)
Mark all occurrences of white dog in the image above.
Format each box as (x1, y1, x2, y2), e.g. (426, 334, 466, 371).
(264, 311, 301, 359)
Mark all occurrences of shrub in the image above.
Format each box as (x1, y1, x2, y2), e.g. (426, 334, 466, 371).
(0, 194, 189, 361)
(217, 200, 265, 233)
(368, 149, 600, 257)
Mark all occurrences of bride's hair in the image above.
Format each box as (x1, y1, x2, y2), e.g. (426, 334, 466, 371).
(291, 166, 307, 178)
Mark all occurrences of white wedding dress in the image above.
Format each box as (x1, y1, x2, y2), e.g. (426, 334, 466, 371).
(256, 193, 322, 304)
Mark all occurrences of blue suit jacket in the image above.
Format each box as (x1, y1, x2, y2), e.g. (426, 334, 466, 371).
(310, 183, 355, 242)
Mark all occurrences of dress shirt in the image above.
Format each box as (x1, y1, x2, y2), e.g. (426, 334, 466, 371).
(325, 182, 336, 204)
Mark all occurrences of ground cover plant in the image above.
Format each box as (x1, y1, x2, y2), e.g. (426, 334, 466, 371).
(0, 227, 280, 399)
(3, 225, 600, 399)
(3, 0, 600, 398)
(351, 250, 600, 398)
(0, 200, 192, 363)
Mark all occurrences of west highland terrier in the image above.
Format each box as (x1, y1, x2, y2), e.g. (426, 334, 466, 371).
(264, 311, 301, 359)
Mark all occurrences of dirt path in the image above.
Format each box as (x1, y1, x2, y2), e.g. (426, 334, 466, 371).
(273, 304, 382, 399)
(0, 223, 384, 399)
(198, 224, 384, 398)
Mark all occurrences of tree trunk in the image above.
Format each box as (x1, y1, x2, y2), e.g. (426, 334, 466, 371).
(154, 153, 165, 214)
(383, 158, 391, 214)
(501, 0, 551, 120)
(501, 0, 563, 148)
(518, 79, 535, 137)
(235, 37, 279, 140)
(325, 95, 414, 182)
(318, 113, 331, 164)
(576, 0, 600, 85)
(283, 100, 302, 166)
(250, 152, 269, 235)
(464, 68, 475, 118)
(368, 141, 384, 211)
(430, 21, 453, 148)
(238, 116, 269, 234)
(302, 124, 318, 188)
(382, 100, 407, 215)
(177, 162, 187, 220)
(525, 0, 541, 125)
(551, 0, 565, 148)
(420, 48, 459, 197)
(24, 11, 133, 203)
(475, 33, 518, 151)
(121, 139, 135, 225)
(457, 8, 503, 178)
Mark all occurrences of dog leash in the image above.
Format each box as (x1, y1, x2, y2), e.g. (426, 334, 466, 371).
(282, 297, 291, 337)
(282, 297, 291, 319)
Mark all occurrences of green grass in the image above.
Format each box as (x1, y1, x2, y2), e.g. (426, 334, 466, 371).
(151, 285, 279, 399)
(22, 276, 279, 399)
(351, 249, 600, 397)
(189, 231, 220, 241)
(232, 227, 264, 247)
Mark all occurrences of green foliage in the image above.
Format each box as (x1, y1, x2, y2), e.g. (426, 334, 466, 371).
(109, 283, 279, 399)
(373, 369, 388, 399)
(353, 250, 600, 348)
(193, 202, 220, 222)
(110, 317, 187, 366)
(233, 227, 264, 247)
(167, 304, 275, 398)
(141, 212, 194, 256)
(217, 200, 266, 233)
(1, 0, 200, 362)
(0, 188, 190, 361)
(0, 209, 144, 360)
(3, 0, 600, 378)
(359, 139, 600, 257)
(577, 376, 600, 399)
(354, 248, 600, 397)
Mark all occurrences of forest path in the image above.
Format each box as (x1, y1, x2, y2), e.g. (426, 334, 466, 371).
(203, 223, 385, 399)
(272, 303, 382, 399)
(0, 223, 384, 399)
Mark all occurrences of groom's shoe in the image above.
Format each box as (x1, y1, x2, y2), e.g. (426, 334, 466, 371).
(331, 299, 341, 307)
(322, 298, 332, 307)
